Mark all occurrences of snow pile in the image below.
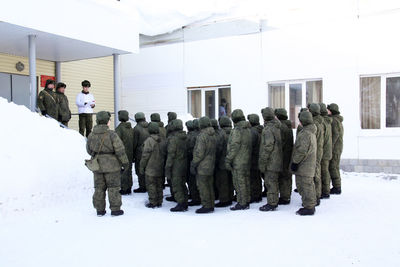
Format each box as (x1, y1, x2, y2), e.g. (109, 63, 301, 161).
(0, 97, 92, 215)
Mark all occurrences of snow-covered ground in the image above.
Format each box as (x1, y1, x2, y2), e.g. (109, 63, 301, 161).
(1, 98, 400, 267)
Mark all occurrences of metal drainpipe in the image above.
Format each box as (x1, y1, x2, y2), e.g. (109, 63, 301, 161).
(113, 53, 120, 129)
(29, 35, 37, 112)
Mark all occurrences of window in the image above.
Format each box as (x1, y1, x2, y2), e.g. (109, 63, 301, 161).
(268, 83, 285, 109)
(306, 80, 323, 105)
(360, 77, 380, 129)
(360, 74, 400, 129)
(187, 85, 231, 119)
(268, 79, 323, 128)
(386, 77, 400, 127)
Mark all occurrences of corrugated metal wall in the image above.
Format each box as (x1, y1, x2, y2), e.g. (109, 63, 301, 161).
(0, 52, 55, 80)
(61, 56, 115, 130)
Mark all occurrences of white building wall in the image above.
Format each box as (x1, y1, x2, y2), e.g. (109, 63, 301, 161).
(121, 6, 400, 161)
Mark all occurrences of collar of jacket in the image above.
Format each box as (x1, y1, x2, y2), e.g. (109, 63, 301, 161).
(81, 90, 89, 95)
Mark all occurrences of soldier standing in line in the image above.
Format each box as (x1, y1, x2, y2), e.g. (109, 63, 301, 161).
(132, 112, 150, 193)
(140, 122, 166, 208)
(38, 79, 59, 120)
(247, 114, 263, 203)
(319, 103, 333, 199)
(86, 111, 128, 217)
(55, 82, 71, 126)
(328, 103, 344, 195)
(188, 119, 201, 206)
(115, 110, 134, 195)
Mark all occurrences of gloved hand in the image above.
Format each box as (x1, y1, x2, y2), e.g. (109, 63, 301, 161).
(225, 161, 233, 171)
(190, 163, 197, 176)
(291, 163, 299, 172)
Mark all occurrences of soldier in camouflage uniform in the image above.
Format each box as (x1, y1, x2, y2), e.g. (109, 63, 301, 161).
(328, 103, 344, 195)
(165, 112, 177, 137)
(309, 103, 324, 204)
(188, 119, 201, 206)
(165, 119, 189, 212)
(226, 109, 252, 211)
(55, 82, 71, 126)
(319, 103, 332, 198)
(259, 107, 283, 212)
(275, 108, 293, 205)
(38, 79, 59, 120)
(190, 116, 217, 214)
(132, 112, 150, 193)
(140, 122, 166, 208)
(86, 111, 128, 216)
(115, 110, 134, 195)
(211, 119, 223, 200)
(247, 114, 263, 203)
(290, 111, 317, 216)
(151, 113, 166, 139)
(215, 116, 234, 207)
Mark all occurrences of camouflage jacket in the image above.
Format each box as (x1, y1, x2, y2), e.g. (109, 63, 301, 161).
(38, 88, 59, 119)
(166, 131, 188, 177)
(279, 119, 294, 171)
(86, 125, 129, 173)
(291, 124, 317, 177)
(192, 127, 217, 176)
(55, 91, 71, 123)
(226, 120, 252, 171)
(132, 121, 150, 162)
(158, 121, 167, 139)
(115, 121, 134, 162)
(313, 115, 325, 164)
(250, 125, 263, 170)
(186, 130, 197, 162)
(140, 134, 166, 177)
(321, 115, 333, 160)
(259, 119, 283, 173)
(331, 114, 344, 156)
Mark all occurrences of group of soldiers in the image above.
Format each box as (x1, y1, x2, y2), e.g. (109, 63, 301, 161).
(86, 102, 344, 217)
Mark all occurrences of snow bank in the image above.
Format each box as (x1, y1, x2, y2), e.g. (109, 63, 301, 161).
(0, 97, 92, 214)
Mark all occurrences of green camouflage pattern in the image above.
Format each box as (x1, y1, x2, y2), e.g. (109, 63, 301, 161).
(329, 111, 344, 188)
(320, 103, 333, 195)
(248, 114, 263, 201)
(93, 171, 122, 212)
(132, 119, 150, 189)
(55, 91, 71, 123)
(38, 88, 59, 119)
(115, 121, 134, 191)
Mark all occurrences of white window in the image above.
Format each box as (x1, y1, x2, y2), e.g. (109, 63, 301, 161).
(187, 85, 231, 119)
(268, 79, 323, 128)
(360, 74, 400, 129)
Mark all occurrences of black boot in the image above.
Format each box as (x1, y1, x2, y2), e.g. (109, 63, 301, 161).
(195, 206, 214, 214)
(188, 200, 201, 206)
(111, 210, 124, 216)
(133, 187, 147, 193)
(262, 191, 267, 197)
(170, 203, 188, 212)
(320, 193, 330, 199)
(230, 203, 249, 211)
(120, 189, 132, 195)
(166, 196, 176, 202)
(330, 187, 341, 195)
(215, 201, 232, 208)
(145, 202, 161, 208)
(96, 210, 106, 217)
(259, 204, 277, 212)
(294, 189, 299, 193)
(278, 198, 290, 205)
(296, 207, 315, 216)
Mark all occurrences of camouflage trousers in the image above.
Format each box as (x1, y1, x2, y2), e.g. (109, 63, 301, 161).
(321, 159, 331, 195)
(134, 160, 146, 189)
(78, 113, 93, 137)
(263, 171, 279, 206)
(196, 175, 215, 208)
(188, 174, 201, 202)
(146, 175, 163, 205)
(329, 153, 342, 188)
(314, 161, 322, 200)
(215, 168, 234, 203)
(171, 176, 188, 204)
(120, 161, 133, 191)
(250, 168, 262, 201)
(295, 175, 317, 209)
(93, 171, 122, 212)
(278, 170, 292, 202)
(232, 169, 250, 206)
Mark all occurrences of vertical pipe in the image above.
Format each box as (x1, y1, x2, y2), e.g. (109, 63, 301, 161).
(29, 35, 37, 112)
(55, 61, 61, 83)
(113, 53, 120, 128)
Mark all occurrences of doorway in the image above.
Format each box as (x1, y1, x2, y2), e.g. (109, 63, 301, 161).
(0, 73, 31, 108)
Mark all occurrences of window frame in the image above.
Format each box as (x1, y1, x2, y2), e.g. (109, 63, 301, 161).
(267, 78, 323, 128)
(187, 84, 231, 119)
(360, 73, 400, 134)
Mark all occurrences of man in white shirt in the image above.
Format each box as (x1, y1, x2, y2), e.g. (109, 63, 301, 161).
(76, 80, 95, 137)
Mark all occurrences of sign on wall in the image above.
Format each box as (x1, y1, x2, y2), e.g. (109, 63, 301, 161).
(40, 75, 55, 87)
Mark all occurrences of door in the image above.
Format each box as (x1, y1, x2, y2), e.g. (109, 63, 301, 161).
(0, 73, 12, 102)
(11, 74, 30, 108)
